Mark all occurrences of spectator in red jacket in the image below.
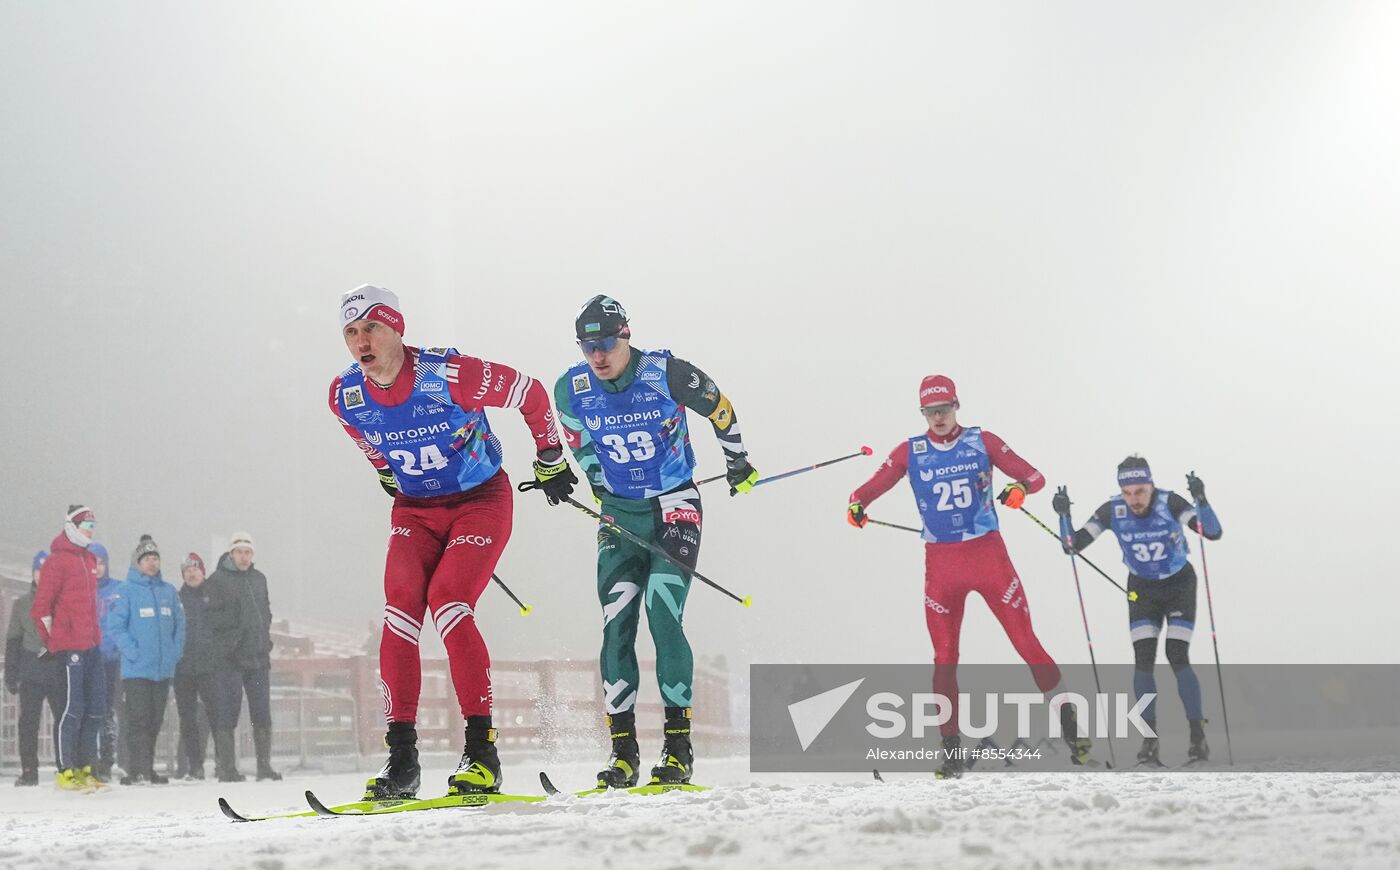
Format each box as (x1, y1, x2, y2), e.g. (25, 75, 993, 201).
(30, 505, 108, 790)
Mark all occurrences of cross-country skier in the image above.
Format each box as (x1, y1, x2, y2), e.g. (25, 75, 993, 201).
(329, 285, 576, 800)
(847, 375, 1090, 778)
(552, 295, 757, 789)
(1053, 456, 1222, 765)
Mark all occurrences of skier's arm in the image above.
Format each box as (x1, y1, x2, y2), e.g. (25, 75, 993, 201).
(447, 354, 562, 459)
(666, 358, 752, 482)
(850, 443, 909, 507)
(328, 376, 393, 489)
(981, 430, 1046, 495)
(1168, 492, 1222, 540)
(553, 373, 606, 494)
(1063, 501, 1114, 554)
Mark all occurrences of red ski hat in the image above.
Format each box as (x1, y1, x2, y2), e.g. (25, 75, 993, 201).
(918, 375, 958, 408)
(181, 552, 205, 574)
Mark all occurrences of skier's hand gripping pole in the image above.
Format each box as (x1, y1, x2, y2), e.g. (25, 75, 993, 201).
(491, 574, 532, 616)
(562, 497, 753, 608)
(695, 446, 874, 488)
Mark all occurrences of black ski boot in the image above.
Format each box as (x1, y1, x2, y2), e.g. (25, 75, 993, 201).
(364, 721, 420, 800)
(448, 717, 501, 795)
(649, 707, 693, 785)
(1187, 719, 1209, 764)
(213, 730, 245, 783)
(596, 712, 641, 789)
(936, 734, 964, 780)
(1060, 704, 1093, 765)
(254, 726, 282, 781)
(1136, 721, 1164, 767)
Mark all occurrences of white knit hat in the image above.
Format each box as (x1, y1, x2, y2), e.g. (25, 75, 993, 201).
(339, 285, 404, 335)
(229, 531, 255, 555)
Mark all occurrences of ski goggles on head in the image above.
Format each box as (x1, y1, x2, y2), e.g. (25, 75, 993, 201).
(578, 334, 623, 355)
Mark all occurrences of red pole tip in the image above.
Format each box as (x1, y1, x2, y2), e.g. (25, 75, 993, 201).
(861, 445, 873, 455)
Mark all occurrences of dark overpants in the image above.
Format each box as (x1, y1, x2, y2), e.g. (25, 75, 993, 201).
(225, 667, 272, 729)
(174, 672, 222, 773)
(17, 679, 64, 773)
(123, 678, 171, 777)
(99, 656, 121, 773)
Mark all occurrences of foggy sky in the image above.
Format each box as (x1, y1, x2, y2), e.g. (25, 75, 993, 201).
(3, 1, 1397, 677)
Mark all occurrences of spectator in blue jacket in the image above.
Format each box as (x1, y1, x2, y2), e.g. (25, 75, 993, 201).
(103, 535, 184, 785)
(91, 542, 125, 780)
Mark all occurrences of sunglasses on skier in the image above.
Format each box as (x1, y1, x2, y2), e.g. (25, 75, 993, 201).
(578, 335, 624, 355)
(920, 404, 956, 418)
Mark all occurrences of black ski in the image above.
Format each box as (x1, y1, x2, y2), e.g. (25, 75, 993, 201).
(217, 796, 318, 822)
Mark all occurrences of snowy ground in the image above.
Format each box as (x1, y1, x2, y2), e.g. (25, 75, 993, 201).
(3, 757, 1400, 870)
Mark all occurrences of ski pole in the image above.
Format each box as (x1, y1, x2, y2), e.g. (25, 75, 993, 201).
(562, 496, 753, 608)
(1195, 525, 1234, 765)
(695, 446, 875, 488)
(863, 516, 924, 534)
(1064, 548, 1117, 769)
(492, 574, 532, 616)
(1018, 507, 1130, 596)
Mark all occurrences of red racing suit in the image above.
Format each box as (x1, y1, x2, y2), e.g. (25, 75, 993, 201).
(330, 347, 559, 722)
(851, 426, 1059, 737)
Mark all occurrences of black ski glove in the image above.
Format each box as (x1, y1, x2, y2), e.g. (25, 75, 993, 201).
(1052, 486, 1072, 516)
(1186, 471, 1207, 503)
(527, 450, 578, 506)
(726, 460, 758, 496)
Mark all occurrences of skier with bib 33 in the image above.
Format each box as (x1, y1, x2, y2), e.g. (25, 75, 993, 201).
(553, 295, 758, 789)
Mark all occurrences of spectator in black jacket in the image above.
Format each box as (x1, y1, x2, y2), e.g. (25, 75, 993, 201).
(208, 531, 281, 781)
(174, 553, 237, 780)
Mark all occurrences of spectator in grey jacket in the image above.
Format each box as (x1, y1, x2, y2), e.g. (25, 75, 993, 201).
(4, 551, 63, 786)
